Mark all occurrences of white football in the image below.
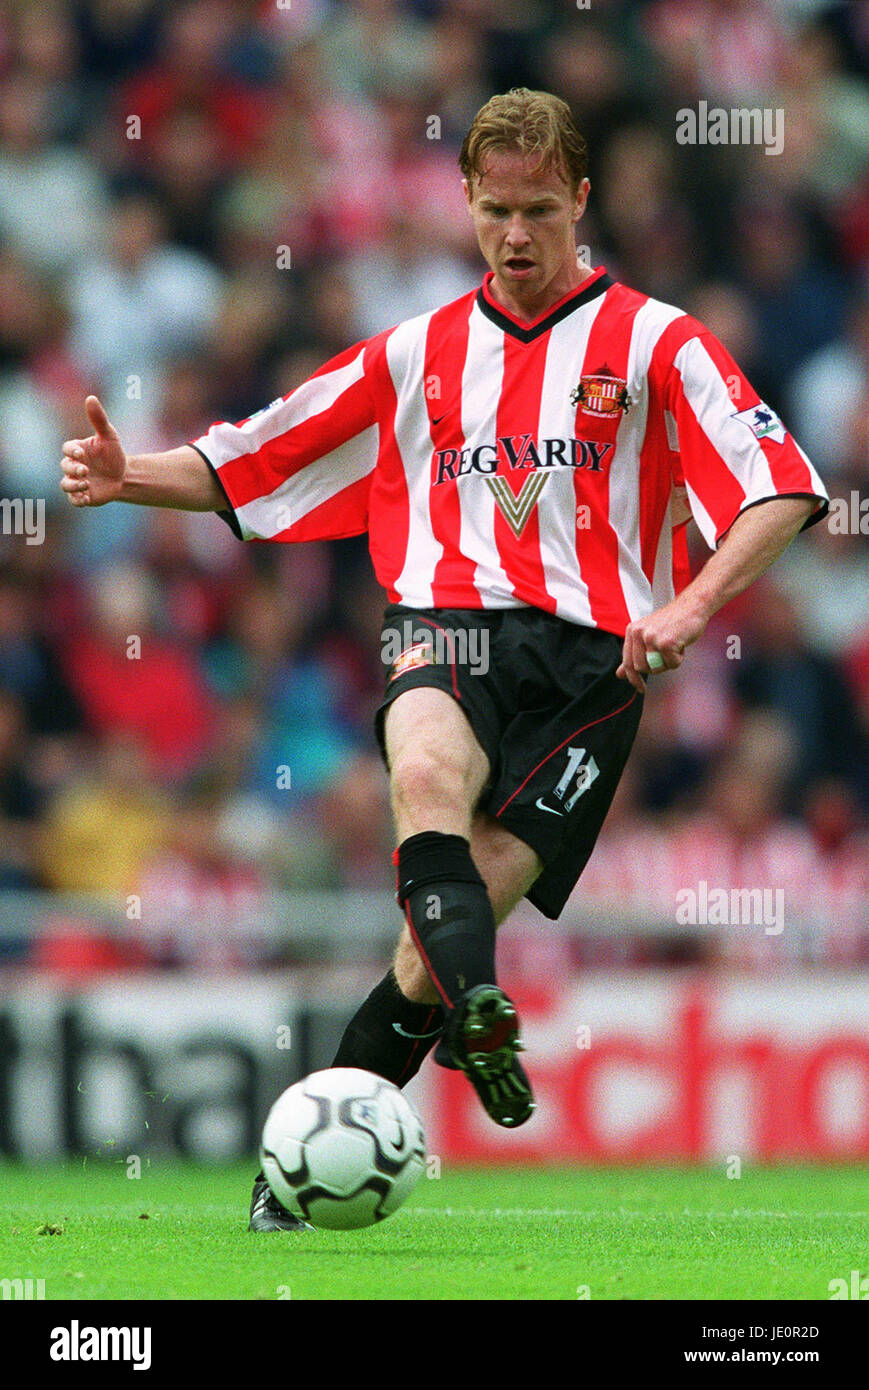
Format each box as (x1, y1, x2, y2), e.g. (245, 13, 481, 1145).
(260, 1068, 426, 1229)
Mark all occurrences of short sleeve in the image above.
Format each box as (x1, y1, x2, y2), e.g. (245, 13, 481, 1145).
(191, 338, 382, 543)
(662, 324, 829, 549)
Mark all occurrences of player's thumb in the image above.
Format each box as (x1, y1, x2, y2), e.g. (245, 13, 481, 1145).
(85, 394, 117, 441)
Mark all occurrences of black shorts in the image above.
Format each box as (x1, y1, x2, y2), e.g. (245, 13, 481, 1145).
(374, 604, 643, 920)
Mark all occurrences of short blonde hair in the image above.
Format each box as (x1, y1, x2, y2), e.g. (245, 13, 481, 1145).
(460, 88, 588, 193)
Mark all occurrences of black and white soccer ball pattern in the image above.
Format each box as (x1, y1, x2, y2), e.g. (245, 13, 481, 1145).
(260, 1068, 427, 1229)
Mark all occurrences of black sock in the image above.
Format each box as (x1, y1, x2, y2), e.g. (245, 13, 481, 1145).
(397, 830, 496, 1013)
(331, 968, 443, 1086)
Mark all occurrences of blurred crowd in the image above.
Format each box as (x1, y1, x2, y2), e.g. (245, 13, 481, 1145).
(0, 0, 866, 967)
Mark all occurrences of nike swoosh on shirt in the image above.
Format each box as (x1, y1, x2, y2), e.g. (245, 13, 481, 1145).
(535, 797, 564, 816)
(392, 1022, 443, 1040)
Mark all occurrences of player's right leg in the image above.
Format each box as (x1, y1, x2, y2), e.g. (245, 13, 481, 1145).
(248, 810, 541, 1232)
(392, 809, 543, 1004)
(394, 809, 542, 1127)
(381, 688, 537, 1126)
(384, 683, 497, 1005)
(251, 687, 538, 1229)
(329, 809, 541, 1088)
(328, 686, 493, 1083)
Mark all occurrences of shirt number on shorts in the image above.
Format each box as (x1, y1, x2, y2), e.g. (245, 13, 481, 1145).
(536, 746, 600, 816)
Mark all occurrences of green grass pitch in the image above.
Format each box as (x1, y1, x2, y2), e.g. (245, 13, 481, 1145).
(0, 1161, 865, 1300)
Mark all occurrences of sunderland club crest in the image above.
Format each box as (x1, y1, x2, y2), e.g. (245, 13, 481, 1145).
(570, 365, 633, 418)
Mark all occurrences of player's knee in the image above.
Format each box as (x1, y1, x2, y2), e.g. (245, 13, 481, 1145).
(393, 929, 440, 1005)
(471, 818, 543, 925)
(390, 749, 469, 824)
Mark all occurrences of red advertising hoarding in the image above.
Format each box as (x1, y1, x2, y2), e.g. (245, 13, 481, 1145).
(424, 973, 869, 1161)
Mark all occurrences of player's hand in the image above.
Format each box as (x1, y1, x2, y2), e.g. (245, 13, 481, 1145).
(616, 597, 708, 692)
(60, 395, 127, 507)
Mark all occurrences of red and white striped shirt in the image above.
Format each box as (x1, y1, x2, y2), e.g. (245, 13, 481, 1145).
(193, 267, 828, 637)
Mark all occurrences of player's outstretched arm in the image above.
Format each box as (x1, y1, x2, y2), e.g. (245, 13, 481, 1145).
(60, 395, 225, 512)
(617, 495, 818, 691)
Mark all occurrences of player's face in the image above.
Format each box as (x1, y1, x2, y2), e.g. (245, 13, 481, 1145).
(464, 149, 590, 319)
